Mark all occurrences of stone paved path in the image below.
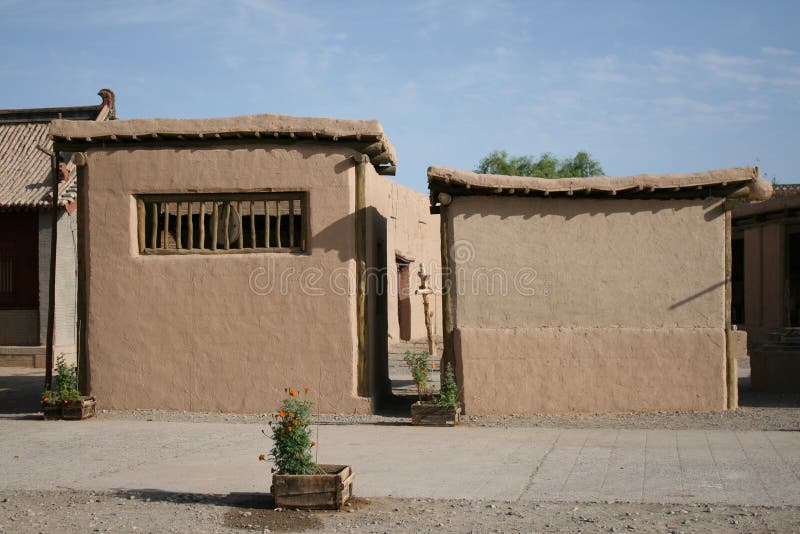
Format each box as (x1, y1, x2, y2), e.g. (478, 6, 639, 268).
(1, 419, 798, 507)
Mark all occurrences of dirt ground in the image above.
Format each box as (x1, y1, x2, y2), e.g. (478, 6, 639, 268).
(1, 489, 798, 534)
(2, 362, 799, 532)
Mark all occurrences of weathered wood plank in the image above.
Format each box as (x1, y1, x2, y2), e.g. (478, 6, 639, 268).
(137, 199, 146, 253)
(187, 202, 193, 249)
(289, 199, 295, 247)
(249, 201, 256, 248)
(237, 201, 243, 249)
(162, 202, 169, 249)
(211, 203, 219, 251)
(151, 203, 158, 249)
(199, 203, 205, 249)
(275, 200, 281, 248)
(224, 202, 231, 250)
(176, 202, 182, 249)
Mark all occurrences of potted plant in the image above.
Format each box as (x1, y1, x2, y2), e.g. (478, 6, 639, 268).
(260, 387, 354, 510)
(42, 354, 96, 420)
(407, 351, 461, 426)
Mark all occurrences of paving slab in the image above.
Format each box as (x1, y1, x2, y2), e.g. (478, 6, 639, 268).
(1, 418, 799, 507)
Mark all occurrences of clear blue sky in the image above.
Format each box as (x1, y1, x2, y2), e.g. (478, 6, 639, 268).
(2, 0, 798, 191)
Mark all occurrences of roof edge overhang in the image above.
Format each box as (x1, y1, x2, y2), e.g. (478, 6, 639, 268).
(427, 165, 772, 209)
(50, 113, 398, 175)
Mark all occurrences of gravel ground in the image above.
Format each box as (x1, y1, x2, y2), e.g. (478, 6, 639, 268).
(2, 490, 798, 533)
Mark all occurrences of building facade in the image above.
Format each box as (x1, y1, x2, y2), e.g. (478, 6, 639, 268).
(0, 91, 114, 367)
(429, 166, 771, 414)
(51, 114, 439, 413)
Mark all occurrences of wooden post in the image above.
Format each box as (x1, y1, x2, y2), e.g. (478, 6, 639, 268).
(438, 194, 456, 379)
(355, 154, 369, 397)
(187, 202, 193, 249)
(150, 203, 158, 248)
(237, 201, 243, 249)
(250, 201, 256, 248)
(163, 202, 169, 249)
(199, 203, 205, 249)
(136, 199, 145, 253)
(724, 201, 738, 409)
(275, 201, 282, 248)
(264, 201, 270, 248)
(176, 202, 182, 249)
(289, 199, 295, 248)
(224, 202, 231, 249)
(415, 264, 436, 358)
(74, 152, 89, 394)
(44, 151, 59, 391)
(211, 203, 218, 250)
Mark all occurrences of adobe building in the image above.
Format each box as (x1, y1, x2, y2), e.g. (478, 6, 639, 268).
(732, 184, 800, 346)
(0, 90, 114, 367)
(732, 184, 800, 392)
(49, 114, 439, 413)
(428, 166, 771, 414)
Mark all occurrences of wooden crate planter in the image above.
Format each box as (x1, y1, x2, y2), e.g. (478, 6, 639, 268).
(42, 396, 96, 420)
(271, 464, 354, 510)
(411, 401, 461, 426)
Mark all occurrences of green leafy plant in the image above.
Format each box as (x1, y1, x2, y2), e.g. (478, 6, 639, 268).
(404, 350, 435, 400)
(260, 387, 318, 475)
(42, 354, 80, 406)
(433, 364, 458, 408)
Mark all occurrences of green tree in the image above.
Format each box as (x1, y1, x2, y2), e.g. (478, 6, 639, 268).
(476, 150, 603, 178)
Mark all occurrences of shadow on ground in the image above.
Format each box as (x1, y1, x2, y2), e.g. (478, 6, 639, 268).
(109, 489, 373, 532)
(0, 367, 44, 418)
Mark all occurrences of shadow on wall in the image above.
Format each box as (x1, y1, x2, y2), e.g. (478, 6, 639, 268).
(459, 196, 725, 222)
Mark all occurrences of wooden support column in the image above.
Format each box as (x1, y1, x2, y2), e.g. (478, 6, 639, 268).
(724, 200, 737, 409)
(438, 192, 456, 378)
(355, 154, 370, 397)
(44, 151, 59, 391)
(74, 152, 90, 394)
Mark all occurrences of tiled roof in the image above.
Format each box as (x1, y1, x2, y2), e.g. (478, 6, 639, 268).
(0, 92, 112, 210)
(0, 121, 78, 209)
(428, 166, 772, 203)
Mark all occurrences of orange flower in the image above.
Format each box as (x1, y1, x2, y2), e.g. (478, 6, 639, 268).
(289, 389, 297, 397)
(431, 363, 436, 369)
(43, 397, 49, 402)
(304, 386, 311, 393)
(311, 441, 316, 447)
(279, 411, 286, 418)
(288, 427, 293, 432)
(63, 399, 68, 404)
(258, 454, 265, 461)
(288, 413, 294, 418)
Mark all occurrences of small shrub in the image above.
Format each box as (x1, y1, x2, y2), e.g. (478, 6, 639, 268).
(403, 350, 435, 400)
(261, 387, 318, 475)
(42, 354, 80, 406)
(434, 364, 458, 408)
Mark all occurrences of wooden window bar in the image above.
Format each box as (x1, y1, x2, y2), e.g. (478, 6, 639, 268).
(136, 192, 306, 255)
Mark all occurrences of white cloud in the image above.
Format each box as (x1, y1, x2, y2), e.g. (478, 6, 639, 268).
(761, 46, 795, 56)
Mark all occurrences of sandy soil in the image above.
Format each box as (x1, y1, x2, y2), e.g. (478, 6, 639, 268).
(2, 490, 798, 533)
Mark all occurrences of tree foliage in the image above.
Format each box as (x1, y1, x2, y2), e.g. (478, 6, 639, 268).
(475, 150, 603, 178)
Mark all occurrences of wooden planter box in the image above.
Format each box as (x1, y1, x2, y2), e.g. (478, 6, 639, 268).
(271, 464, 354, 510)
(42, 396, 96, 420)
(411, 401, 461, 426)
